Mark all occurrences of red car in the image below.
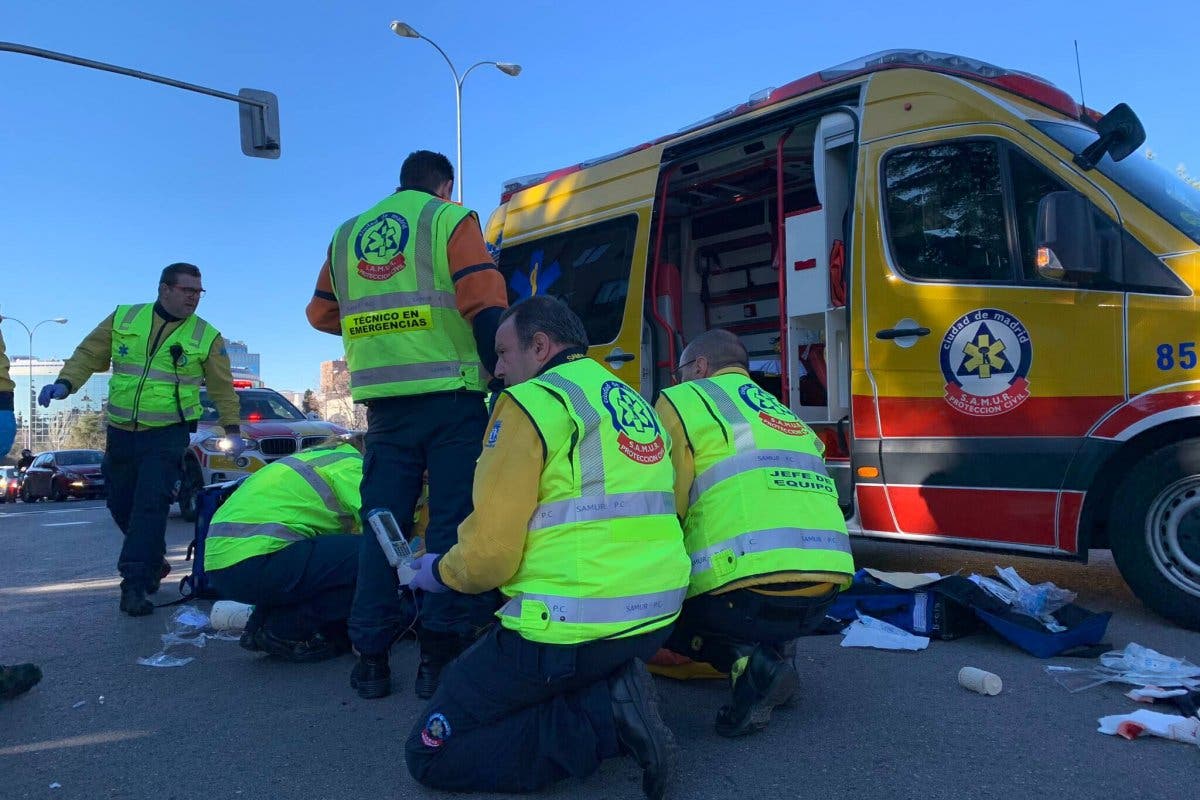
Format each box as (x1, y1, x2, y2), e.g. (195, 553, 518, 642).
(21, 450, 106, 501)
(0, 466, 21, 502)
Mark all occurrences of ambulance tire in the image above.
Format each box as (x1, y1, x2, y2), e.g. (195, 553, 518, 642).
(177, 458, 203, 523)
(1109, 438, 1200, 631)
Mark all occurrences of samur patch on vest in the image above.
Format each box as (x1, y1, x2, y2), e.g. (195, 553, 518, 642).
(420, 712, 452, 748)
(738, 384, 807, 435)
(354, 212, 410, 280)
(485, 419, 502, 447)
(600, 380, 666, 464)
(939, 308, 1032, 417)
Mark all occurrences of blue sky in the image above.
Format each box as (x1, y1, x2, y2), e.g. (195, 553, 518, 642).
(2, 0, 1196, 390)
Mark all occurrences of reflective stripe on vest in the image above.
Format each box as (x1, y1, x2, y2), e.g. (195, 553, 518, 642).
(350, 361, 468, 388)
(538, 371, 606, 494)
(689, 527, 854, 576)
(499, 587, 689, 626)
(529, 491, 676, 531)
(689, 449, 829, 506)
(273, 451, 359, 533)
(110, 362, 203, 386)
(105, 405, 189, 424)
(207, 520, 310, 542)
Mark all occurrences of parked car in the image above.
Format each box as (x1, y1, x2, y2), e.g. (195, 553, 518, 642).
(0, 466, 22, 503)
(21, 450, 106, 501)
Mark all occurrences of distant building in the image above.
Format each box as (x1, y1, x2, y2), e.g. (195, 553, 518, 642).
(225, 340, 261, 377)
(8, 357, 111, 452)
(319, 358, 364, 429)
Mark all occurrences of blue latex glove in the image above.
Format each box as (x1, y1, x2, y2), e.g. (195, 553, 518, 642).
(408, 553, 447, 593)
(222, 435, 246, 458)
(0, 410, 15, 455)
(38, 383, 67, 407)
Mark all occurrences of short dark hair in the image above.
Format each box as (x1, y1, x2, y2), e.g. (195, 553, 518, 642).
(400, 150, 454, 192)
(499, 296, 589, 350)
(160, 263, 201, 286)
(684, 328, 748, 371)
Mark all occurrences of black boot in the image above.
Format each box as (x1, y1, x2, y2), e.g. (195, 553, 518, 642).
(414, 632, 464, 699)
(255, 629, 348, 664)
(350, 652, 391, 699)
(714, 644, 798, 738)
(0, 663, 42, 700)
(119, 584, 153, 617)
(146, 561, 172, 595)
(609, 659, 676, 800)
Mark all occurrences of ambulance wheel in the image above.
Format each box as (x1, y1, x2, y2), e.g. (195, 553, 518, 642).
(1109, 438, 1200, 631)
(177, 459, 203, 523)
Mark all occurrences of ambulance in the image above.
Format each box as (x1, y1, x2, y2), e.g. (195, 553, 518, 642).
(484, 50, 1200, 628)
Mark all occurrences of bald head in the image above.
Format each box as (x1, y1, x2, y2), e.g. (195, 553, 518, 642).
(677, 329, 748, 382)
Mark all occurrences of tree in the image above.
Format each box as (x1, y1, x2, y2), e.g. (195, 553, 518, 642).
(302, 389, 319, 415)
(62, 411, 107, 451)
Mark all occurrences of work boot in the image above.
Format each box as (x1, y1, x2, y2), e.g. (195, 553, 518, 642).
(146, 561, 172, 595)
(254, 629, 348, 664)
(350, 653, 391, 699)
(119, 585, 153, 617)
(414, 633, 464, 699)
(714, 644, 798, 738)
(0, 663, 42, 700)
(608, 659, 676, 800)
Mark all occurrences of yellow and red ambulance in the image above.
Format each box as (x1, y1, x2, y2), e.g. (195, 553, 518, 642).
(484, 50, 1200, 628)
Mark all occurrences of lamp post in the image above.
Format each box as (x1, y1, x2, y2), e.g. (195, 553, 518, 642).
(389, 21, 521, 204)
(0, 316, 68, 451)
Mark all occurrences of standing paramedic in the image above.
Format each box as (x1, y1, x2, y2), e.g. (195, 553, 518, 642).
(404, 296, 690, 800)
(39, 263, 243, 617)
(655, 329, 855, 737)
(306, 150, 507, 700)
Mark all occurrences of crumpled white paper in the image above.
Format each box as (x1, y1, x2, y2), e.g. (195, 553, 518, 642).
(840, 612, 929, 651)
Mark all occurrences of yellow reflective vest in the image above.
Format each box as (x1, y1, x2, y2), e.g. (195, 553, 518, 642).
(329, 190, 484, 401)
(204, 444, 363, 572)
(659, 373, 854, 597)
(498, 357, 691, 645)
(107, 304, 219, 427)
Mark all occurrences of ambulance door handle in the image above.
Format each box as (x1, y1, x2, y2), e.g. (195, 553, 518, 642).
(875, 327, 930, 340)
(604, 349, 635, 365)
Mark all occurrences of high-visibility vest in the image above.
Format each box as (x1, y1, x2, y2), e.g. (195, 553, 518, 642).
(329, 190, 484, 401)
(499, 357, 691, 645)
(204, 444, 363, 572)
(107, 304, 218, 427)
(660, 373, 854, 597)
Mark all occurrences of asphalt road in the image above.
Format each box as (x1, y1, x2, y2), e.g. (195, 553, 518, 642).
(2, 499, 1198, 799)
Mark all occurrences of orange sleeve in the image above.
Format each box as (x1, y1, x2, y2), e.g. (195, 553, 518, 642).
(305, 246, 342, 335)
(448, 214, 508, 322)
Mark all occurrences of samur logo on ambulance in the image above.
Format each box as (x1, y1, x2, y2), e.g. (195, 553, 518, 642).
(939, 308, 1033, 417)
(600, 381, 666, 464)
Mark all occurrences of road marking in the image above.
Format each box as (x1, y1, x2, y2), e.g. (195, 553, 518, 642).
(43, 521, 90, 527)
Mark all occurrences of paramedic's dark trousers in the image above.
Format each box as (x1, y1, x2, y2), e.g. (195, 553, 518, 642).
(207, 535, 361, 640)
(349, 391, 497, 655)
(665, 586, 838, 671)
(103, 423, 189, 591)
(406, 625, 670, 792)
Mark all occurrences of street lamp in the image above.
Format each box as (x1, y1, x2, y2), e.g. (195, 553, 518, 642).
(389, 20, 521, 203)
(0, 316, 68, 451)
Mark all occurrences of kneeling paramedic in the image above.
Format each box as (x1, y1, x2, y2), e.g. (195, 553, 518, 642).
(204, 438, 365, 662)
(404, 296, 691, 800)
(39, 263, 243, 617)
(655, 329, 855, 737)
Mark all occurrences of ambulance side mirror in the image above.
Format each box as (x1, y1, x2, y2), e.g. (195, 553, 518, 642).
(1035, 191, 1108, 280)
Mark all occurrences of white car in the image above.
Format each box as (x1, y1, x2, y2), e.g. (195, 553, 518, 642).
(176, 385, 348, 521)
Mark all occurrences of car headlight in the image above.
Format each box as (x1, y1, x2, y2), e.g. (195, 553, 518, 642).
(199, 435, 259, 454)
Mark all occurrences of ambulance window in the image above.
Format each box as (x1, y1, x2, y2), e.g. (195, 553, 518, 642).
(884, 141, 1012, 282)
(1007, 149, 1071, 282)
(497, 215, 638, 345)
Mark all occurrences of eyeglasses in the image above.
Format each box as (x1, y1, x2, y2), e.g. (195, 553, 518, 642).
(671, 358, 698, 381)
(170, 285, 206, 298)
